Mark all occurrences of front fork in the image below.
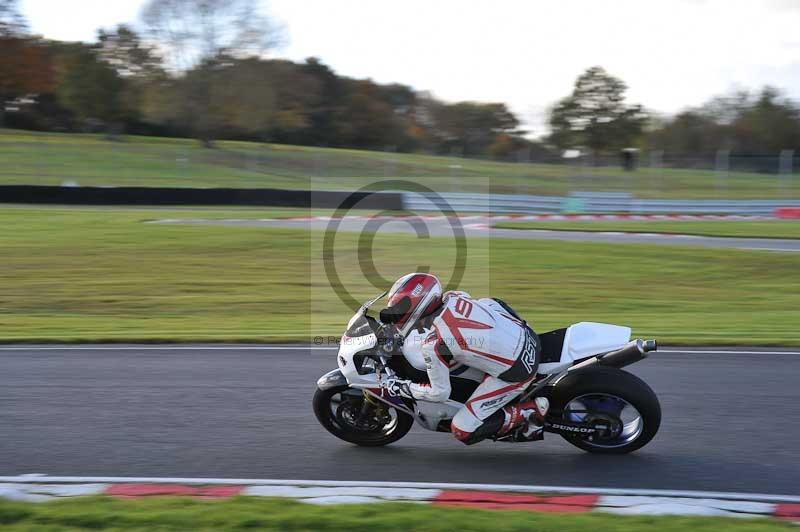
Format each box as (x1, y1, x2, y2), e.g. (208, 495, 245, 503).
(353, 391, 397, 427)
(363, 388, 416, 417)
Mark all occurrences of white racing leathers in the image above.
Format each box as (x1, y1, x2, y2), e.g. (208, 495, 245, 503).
(403, 292, 541, 444)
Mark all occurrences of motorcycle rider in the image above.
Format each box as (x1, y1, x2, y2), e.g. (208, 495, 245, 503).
(378, 272, 549, 445)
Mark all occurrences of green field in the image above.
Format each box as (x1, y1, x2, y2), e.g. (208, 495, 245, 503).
(494, 220, 800, 239)
(0, 497, 792, 531)
(1, 129, 797, 198)
(1, 206, 798, 345)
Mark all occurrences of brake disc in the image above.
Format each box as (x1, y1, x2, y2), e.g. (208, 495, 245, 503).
(335, 401, 383, 432)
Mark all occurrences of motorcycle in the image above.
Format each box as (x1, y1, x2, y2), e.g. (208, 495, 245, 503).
(313, 292, 661, 454)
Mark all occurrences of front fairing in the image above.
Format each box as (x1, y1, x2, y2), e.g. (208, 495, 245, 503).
(337, 292, 386, 387)
(338, 333, 379, 387)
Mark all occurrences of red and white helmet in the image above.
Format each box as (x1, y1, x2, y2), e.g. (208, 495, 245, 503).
(379, 273, 443, 337)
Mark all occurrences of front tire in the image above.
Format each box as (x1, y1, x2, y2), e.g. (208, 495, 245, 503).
(548, 366, 661, 454)
(313, 385, 414, 446)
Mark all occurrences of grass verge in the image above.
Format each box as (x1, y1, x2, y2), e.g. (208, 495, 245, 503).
(494, 220, 800, 239)
(2, 128, 797, 198)
(1, 207, 798, 345)
(0, 497, 793, 531)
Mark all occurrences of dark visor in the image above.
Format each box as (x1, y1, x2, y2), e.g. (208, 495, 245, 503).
(379, 296, 411, 324)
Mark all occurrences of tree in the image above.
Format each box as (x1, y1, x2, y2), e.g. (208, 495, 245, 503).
(0, 37, 54, 99)
(647, 87, 800, 161)
(337, 79, 406, 149)
(730, 87, 800, 154)
(141, 0, 282, 71)
(54, 45, 126, 130)
(300, 57, 347, 146)
(0, 37, 55, 126)
(647, 110, 723, 156)
(488, 133, 515, 159)
(95, 25, 166, 132)
(430, 101, 522, 156)
(255, 59, 319, 143)
(0, 0, 26, 37)
(141, 0, 283, 145)
(0, 0, 39, 125)
(97, 24, 164, 79)
(548, 66, 647, 153)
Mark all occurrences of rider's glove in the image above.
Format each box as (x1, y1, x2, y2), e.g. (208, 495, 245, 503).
(382, 377, 413, 399)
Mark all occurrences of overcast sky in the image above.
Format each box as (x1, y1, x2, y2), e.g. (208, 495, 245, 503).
(20, 0, 800, 135)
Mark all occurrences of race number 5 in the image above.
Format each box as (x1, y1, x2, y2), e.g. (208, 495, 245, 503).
(454, 297, 473, 318)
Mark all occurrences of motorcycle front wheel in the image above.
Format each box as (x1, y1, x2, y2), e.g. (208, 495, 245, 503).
(548, 366, 661, 454)
(313, 385, 414, 446)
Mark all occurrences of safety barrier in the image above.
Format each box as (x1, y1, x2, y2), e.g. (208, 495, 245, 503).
(402, 192, 800, 215)
(0, 185, 403, 210)
(776, 207, 800, 219)
(1, 185, 798, 215)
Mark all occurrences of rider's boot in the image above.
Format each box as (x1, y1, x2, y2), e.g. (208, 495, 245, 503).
(497, 397, 549, 441)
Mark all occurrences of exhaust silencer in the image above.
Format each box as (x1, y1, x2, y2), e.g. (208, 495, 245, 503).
(597, 339, 657, 368)
(642, 339, 658, 352)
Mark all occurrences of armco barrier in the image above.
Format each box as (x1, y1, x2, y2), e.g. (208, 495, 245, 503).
(628, 199, 800, 215)
(3, 185, 798, 215)
(403, 192, 800, 215)
(776, 207, 800, 219)
(0, 185, 403, 210)
(403, 192, 564, 214)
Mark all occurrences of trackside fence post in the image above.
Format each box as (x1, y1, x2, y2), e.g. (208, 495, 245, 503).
(779, 149, 794, 196)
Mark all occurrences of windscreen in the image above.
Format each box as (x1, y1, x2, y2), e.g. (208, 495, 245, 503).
(344, 314, 375, 338)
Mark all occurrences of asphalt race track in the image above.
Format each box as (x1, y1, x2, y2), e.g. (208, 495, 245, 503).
(151, 217, 800, 252)
(2, 345, 798, 495)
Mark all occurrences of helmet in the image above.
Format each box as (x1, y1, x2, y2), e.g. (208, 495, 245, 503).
(379, 273, 443, 337)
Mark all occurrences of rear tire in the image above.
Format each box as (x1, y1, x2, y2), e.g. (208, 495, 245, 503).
(548, 366, 660, 454)
(313, 385, 414, 447)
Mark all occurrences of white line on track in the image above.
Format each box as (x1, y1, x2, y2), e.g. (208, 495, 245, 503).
(1, 476, 798, 503)
(658, 349, 800, 355)
(742, 247, 800, 253)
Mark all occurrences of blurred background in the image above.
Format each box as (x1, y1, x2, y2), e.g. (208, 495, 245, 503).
(1, 0, 799, 198)
(1, 0, 799, 345)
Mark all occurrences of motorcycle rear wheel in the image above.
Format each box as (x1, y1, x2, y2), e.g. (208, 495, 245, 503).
(313, 385, 414, 446)
(548, 366, 661, 454)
